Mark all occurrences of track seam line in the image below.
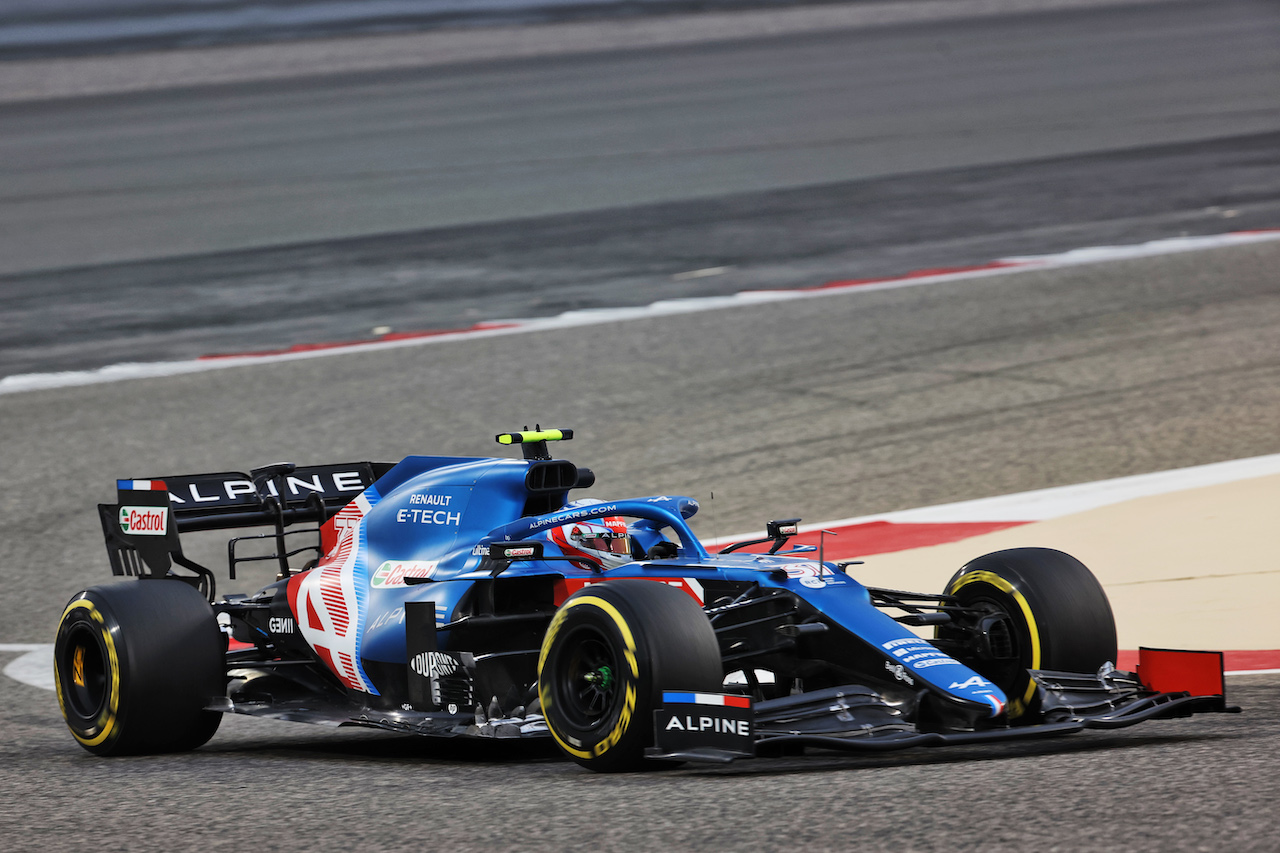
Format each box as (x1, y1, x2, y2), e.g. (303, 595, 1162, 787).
(3, 229, 1278, 395)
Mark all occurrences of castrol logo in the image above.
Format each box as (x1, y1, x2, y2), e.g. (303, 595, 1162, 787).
(119, 505, 168, 536)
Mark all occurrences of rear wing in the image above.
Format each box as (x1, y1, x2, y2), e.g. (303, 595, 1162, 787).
(98, 461, 394, 599)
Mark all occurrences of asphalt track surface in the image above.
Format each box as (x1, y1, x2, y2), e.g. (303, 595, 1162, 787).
(1, 0, 903, 57)
(5, 238, 1280, 849)
(3, 0, 1280, 376)
(3, 1, 1280, 850)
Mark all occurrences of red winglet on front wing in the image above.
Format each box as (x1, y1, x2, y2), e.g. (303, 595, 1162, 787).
(1137, 647, 1226, 698)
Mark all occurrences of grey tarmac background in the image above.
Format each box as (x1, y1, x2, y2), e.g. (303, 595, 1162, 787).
(3, 0, 1279, 377)
(0, 0, 1035, 57)
(1, 1, 1279, 850)
(3, 240, 1279, 851)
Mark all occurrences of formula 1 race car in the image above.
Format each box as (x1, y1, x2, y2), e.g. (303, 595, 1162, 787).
(55, 429, 1236, 770)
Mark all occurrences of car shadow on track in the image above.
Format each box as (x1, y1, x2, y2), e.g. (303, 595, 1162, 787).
(193, 728, 1238, 774)
(186, 676, 1276, 771)
(203, 730, 564, 765)
(672, 731, 1242, 778)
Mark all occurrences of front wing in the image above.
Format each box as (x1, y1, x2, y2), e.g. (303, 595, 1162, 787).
(206, 652, 1237, 759)
(647, 658, 1239, 764)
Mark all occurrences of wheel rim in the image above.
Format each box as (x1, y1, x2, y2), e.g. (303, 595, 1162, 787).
(963, 595, 1030, 696)
(61, 624, 108, 721)
(553, 626, 621, 731)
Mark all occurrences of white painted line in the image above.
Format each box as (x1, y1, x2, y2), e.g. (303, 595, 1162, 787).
(3, 230, 1278, 396)
(1228, 669, 1280, 676)
(2, 645, 53, 691)
(672, 266, 731, 280)
(828, 452, 1280, 525)
(702, 452, 1280, 545)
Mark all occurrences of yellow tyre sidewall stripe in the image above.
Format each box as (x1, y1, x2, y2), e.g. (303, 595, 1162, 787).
(55, 598, 121, 748)
(948, 570, 1040, 717)
(538, 594, 639, 761)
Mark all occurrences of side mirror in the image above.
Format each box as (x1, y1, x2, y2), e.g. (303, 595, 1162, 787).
(766, 519, 800, 539)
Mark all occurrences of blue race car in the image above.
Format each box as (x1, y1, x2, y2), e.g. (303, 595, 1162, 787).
(55, 429, 1235, 770)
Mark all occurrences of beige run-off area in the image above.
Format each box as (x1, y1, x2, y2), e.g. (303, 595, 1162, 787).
(854, 474, 1280, 652)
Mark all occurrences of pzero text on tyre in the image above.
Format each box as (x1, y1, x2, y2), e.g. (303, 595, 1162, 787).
(54, 580, 225, 755)
(537, 579, 722, 772)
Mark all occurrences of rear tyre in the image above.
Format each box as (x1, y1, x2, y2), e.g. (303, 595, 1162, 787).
(54, 580, 225, 756)
(538, 579, 722, 772)
(943, 548, 1117, 720)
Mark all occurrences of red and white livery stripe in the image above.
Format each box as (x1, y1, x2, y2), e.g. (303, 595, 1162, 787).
(287, 493, 373, 693)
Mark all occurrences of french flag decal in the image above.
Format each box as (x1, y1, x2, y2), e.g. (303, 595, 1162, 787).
(662, 692, 752, 708)
(118, 479, 167, 491)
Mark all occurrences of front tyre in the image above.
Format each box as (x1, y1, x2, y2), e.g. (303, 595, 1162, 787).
(537, 580, 722, 772)
(54, 580, 225, 756)
(943, 548, 1117, 721)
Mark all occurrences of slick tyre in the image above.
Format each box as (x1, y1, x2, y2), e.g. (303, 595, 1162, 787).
(538, 579, 722, 772)
(943, 548, 1117, 721)
(54, 580, 225, 756)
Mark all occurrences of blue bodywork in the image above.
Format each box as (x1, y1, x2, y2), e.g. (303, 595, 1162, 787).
(297, 452, 1008, 721)
(79, 433, 1231, 764)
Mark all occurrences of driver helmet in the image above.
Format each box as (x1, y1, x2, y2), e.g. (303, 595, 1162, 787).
(550, 516, 632, 570)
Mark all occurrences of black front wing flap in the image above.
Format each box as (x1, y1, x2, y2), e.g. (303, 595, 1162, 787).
(646, 665, 1239, 764)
